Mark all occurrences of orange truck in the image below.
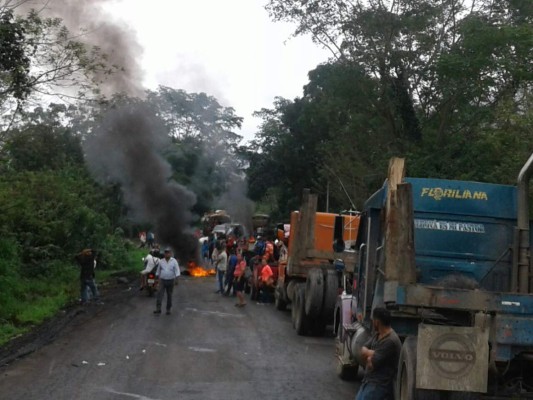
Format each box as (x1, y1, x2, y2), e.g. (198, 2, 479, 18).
(274, 189, 359, 336)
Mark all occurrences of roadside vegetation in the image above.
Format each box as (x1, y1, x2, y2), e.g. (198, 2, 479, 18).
(1, 0, 532, 345)
(0, 3, 244, 345)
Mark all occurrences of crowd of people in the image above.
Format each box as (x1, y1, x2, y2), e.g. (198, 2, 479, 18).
(76, 228, 399, 400)
(207, 231, 290, 305)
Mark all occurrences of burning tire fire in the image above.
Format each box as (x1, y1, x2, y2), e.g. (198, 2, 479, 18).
(187, 261, 216, 277)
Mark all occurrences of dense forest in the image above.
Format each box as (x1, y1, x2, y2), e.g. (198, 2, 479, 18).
(0, 0, 531, 342)
(247, 0, 533, 218)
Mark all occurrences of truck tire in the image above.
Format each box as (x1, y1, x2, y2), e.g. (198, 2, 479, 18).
(397, 337, 442, 400)
(274, 286, 287, 311)
(311, 317, 327, 336)
(286, 280, 297, 303)
(291, 294, 297, 328)
(294, 284, 309, 336)
(322, 270, 339, 323)
(305, 268, 324, 318)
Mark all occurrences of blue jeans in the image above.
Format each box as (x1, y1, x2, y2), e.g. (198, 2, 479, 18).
(80, 278, 99, 303)
(355, 382, 393, 400)
(217, 269, 225, 292)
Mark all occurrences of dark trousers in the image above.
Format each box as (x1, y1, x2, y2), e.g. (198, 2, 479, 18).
(224, 274, 235, 295)
(216, 269, 225, 292)
(80, 278, 99, 303)
(156, 279, 175, 311)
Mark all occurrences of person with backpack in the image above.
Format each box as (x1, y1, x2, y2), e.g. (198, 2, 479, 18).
(254, 236, 266, 257)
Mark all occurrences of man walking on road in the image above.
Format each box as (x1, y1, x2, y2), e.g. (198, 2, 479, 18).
(154, 248, 180, 315)
(355, 308, 401, 400)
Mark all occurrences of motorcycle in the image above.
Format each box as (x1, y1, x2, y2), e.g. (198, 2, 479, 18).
(141, 257, 159, 296)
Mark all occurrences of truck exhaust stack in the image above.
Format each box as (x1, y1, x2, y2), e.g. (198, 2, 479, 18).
(517, 153, 533, 293)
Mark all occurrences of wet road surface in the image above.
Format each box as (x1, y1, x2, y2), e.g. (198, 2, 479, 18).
(0, 277, 358, 400)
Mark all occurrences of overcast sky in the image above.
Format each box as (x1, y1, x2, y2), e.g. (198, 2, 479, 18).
(101, 0, 331, 141)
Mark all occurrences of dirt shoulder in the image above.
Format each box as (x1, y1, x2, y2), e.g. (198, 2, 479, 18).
(0, 271, 138, 367)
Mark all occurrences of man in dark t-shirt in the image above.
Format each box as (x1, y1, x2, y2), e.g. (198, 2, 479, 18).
(75, 249, 100, 304)
(355, 307, 402, 400)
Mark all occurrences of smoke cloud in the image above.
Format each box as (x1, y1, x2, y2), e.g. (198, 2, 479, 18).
(17, 0, 255, 259)
(18, 0, 144, 97)
(19, 0, 200, 259)
(83, 103, 198, 262)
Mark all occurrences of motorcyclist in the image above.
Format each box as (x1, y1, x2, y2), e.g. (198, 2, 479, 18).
(140, 249, 160, 290)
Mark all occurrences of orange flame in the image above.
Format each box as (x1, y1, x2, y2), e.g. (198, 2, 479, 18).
(188, 261, 216, 277)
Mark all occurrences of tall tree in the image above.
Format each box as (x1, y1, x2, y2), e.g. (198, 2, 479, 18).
(0, 2, 114, 138)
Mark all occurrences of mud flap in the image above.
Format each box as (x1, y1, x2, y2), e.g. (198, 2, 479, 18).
(416, 324, 489, 393)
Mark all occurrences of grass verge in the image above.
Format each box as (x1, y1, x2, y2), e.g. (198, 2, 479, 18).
(0, 247, 146, 347)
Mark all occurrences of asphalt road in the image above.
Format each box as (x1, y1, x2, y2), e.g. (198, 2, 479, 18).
(0, 276, 359, 400)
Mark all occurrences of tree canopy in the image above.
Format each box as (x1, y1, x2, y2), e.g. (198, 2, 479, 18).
(247, 0, 533, 218)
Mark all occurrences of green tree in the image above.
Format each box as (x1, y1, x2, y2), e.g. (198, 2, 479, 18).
(253, 0, 532, 213)
(0, 3, 114, 138)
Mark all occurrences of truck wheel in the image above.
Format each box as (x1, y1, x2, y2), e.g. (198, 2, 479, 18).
(311, 317, 327, 336)
(294, 284, 309, 336)
(291, 295, 297, 328)
(397, 337, 442, 400)
(322, 270, 339, 323)
(305, 268, 324, 318)
(274, 284, 287, 311)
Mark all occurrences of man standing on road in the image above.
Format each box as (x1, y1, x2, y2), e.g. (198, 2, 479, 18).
(223, 249, 238, 296)
(215, 244, 227, 294)
(75, 248, 101, 305)
(355, 307, 402, 400)
(154, 248, 180, 315)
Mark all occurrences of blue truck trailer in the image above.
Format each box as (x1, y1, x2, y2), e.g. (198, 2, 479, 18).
(335, 155, 533, 398)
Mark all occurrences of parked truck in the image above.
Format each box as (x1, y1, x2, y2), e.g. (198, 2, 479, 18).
(275, 189, 360, 336)
(335, 156, 533, 398)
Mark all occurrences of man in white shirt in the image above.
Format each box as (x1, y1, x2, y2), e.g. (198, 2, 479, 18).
(154, 248, 180, 315)
(215, 246, 228, 294)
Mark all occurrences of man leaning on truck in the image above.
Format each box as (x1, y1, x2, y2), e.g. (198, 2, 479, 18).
(355, 308, 402, 400)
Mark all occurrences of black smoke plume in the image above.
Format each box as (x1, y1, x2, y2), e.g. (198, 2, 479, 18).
(83, 103, 198, 262)
(18, 0, 201, 259)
